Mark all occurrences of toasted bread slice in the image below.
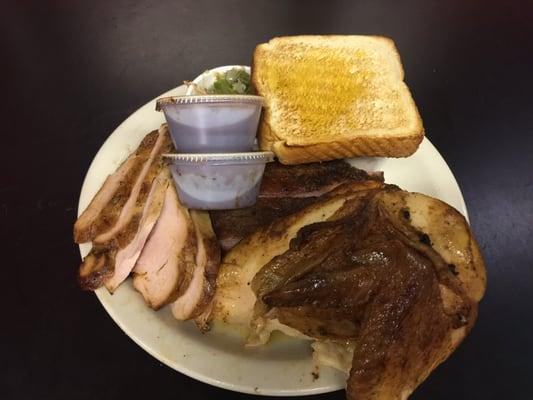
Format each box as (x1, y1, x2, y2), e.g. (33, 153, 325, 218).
(252, 35, 424, 164)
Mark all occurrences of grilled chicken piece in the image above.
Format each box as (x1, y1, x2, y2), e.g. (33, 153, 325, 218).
(212, 185, 378, 331)
(132, 184, 197, 310)
(74, 129, 160, 243)
(76, 126, 173, 290)
(210, 186, 486, 400)
(104, 168, 170, 293)
(171, 211, 221, 321)
(211, 161, 384, 251)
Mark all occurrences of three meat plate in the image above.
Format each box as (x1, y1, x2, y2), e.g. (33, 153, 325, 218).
(77, 84, 468, 396)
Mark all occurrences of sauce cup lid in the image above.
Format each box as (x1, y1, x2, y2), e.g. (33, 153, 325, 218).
(163, 151, 275, 165)
(156, 95, 264, 111)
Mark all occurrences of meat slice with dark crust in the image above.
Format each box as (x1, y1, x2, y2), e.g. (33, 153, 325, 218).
(74, 129, 160, 243)
(171, 210, 221, 321)
(211, 197, 318, 251)
(93, 125, 173, 245)
(132, 184, 197, 310)
(104, 168, 170, 293)
(78, 252, 112, 290)
(75, 125, 222, 318)
(210, 160, 384, 252)
(259, 160, 383, 198)
(76, 125, 173, 290)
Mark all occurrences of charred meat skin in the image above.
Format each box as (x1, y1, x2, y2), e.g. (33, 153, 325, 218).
(105, 168, 170, 293)
(78, 252, 112, 291)
(211, 197, 318, 251)
(211, 160, 384, 252)
(259, 160, 383, 198)
(250, 188, 481, 400)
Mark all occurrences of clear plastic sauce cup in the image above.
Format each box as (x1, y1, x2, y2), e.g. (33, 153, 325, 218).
(163, 152, 275, 210)
(157, 95, 263, 153)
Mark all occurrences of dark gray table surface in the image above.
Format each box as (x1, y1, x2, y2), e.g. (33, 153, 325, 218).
(2, 1, 532, 399)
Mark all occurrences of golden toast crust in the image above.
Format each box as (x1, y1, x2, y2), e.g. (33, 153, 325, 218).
(252, 35, 424, 164)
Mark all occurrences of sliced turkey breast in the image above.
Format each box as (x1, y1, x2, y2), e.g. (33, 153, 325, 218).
(74, 130, 159, 243)
(171, 210, 221, 321)
(104, 168, 170, 293)
(92, 124, 173, 245)
(77, 127, 173, 290)
(132, 184, 197, 310)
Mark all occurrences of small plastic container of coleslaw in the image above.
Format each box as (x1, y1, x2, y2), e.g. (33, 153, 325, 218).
(163, 152, 275, 210)
(156, 95, 263, 152)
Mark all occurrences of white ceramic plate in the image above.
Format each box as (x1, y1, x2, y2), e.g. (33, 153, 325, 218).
(78, 84, 468, 397)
